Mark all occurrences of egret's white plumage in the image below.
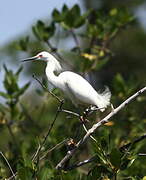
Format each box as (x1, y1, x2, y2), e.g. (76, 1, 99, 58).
(22, 51, 111, 111)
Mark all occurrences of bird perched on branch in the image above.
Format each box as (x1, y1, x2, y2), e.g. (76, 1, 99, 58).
(22, 51, 111, 111)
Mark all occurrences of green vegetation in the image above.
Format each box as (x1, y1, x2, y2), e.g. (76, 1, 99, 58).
(0, 1, 146, 179)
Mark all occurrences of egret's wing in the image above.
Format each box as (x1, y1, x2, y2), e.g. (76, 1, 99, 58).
(62, 71, 98, 105)
(64, 82, 79, 107)
(59, 71, 111, 111)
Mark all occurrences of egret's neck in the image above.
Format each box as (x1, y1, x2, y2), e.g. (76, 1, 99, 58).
(45, 58, 63, 88)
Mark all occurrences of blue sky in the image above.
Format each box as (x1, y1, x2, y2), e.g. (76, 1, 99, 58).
(0, 0, 82, 46)
(1, 0, 146, 46)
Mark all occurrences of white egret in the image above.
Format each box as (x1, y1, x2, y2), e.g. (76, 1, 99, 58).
(22, 51, 111, 111)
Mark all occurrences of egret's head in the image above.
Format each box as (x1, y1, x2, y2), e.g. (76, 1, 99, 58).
(21, 51, 52, 62)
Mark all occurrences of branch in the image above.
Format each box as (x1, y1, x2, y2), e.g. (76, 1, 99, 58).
(70, 29, 81, 53)
(120, 133, 146, 152)
(32, 101, 64, 162)
(0, 151, 15, 180)
(32, 75, 65, 162)
(40, 139, 68, 161)
(64, 155, 97, 170)
(45, 41, 65, 62)
(63, 132, 146, 170)
(61, 109, 80, 117)
(56, 86, 146, 170)
(32, 74, 63, 103)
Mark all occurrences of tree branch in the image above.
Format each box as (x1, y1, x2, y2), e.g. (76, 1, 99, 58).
(56, 86, 146, 170)
(40, 139, 68, 161)
(32, 74, 63, 103)
(120, 133, 146, 152)
(0, 151, 15, 180)
(70, 29, 81, 53)
(64, 155, 97, 170)
(45, 41, 65, 62)
(32, 100, 64, 162)
(59, 132, 146, 170)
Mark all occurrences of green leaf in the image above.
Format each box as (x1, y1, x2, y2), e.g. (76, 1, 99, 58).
(32, 26, 41, 41)
(74, 16, 85, 28)
(16, 66, 23, 76)
(32, 20, 45, 41)
(19, 36, 29, 51)
(52, 9, 62, 22)
(63, 4, 82, 29)
(88, 165, 112, 178)
(113, 73, 126, 93)
(13, 82, 30, 99)
(62, 4, 68, 13)
(38, 167, 54, 180)
(3, 64, 8, 73)
(3, 69, 19, 94)
(0, 92, 10, 99)
(32, 20, 55, 41)
(45, 22, 55, 39)
(110, 148, 122, 169)
(71, 4, 80, 17)
(18, 167, 33, 180)
(110, 8, 118, 16)
(95, 58, 109, 71)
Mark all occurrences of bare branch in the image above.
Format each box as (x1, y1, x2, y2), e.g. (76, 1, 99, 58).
(45, 41, 65, 62)
(58, 132, 146, 170)
(56, 86, 146, 170)
(61, 109, 80, 117)
(82, 124, 97, 143)
(120, 133, 146, 152)
(65, 155, 97, 170)
(32, 74, 63, 103)
(0, 151, 16, 180)
(32, 101, 64, 162)
(70, 29, 81, 53)
(138, 153, 146, 156)
(40, 139, 68, 161)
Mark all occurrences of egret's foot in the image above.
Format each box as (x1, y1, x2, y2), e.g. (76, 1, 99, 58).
(83, 105, 99, 117)
(79, 116, 89, 123)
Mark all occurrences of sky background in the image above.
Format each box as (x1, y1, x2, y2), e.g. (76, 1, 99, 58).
(1, 0, 146, 46)
(0, 0, 83, 46)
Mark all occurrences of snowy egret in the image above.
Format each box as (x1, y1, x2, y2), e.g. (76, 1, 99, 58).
(22, 51, 111, 111)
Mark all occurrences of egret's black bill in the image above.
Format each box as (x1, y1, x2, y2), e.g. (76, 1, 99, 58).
(21, 56, 37, 62)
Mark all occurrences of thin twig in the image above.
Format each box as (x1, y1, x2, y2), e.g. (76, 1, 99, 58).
(32, 101, 64, 162)
(45, 41, 65, 62)
(64, 155, 97, 170)
(82, 124, 97, 143)
(32, 74, 63, 103)
(138, 153, 146, 156)
(62, 109, 97, 142)
(120, 133, 146, 152)
(0, 151, 15, 180)
(61, 109, 80, 117)
(70, 29, 81, 53)
(40, 139, 68, 161)
(56, 86, 146, 170)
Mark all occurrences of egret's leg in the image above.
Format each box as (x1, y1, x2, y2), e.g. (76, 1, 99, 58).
(110, 103, 114, 111)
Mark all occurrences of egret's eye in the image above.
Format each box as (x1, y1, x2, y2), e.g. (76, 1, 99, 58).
(39, 54, 43, 58)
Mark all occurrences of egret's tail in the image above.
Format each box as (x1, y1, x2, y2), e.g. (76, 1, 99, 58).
(96, 86, 111, 112)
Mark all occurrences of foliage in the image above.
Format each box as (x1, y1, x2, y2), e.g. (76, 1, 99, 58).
(0, 2, 146, 180)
